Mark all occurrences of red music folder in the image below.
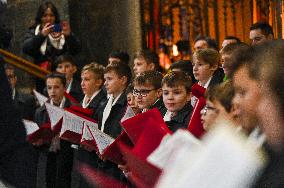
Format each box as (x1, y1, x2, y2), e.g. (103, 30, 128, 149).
(78, 163, 129, 188)
(119, 143, 162, 188)
(187, 97, 206, 138)
(191, 83, 206, 98)
(23, 120, 53, 144)
(131, 121, 171, 159)
(101, 131, 134, 164)
(121, 108, 165, 145)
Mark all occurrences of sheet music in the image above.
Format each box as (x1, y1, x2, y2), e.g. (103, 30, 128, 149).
(45, 102, 64, 128)
(22, 119, 39, 135)
(148, 130, 201, 169)
(60, 111, 84, 136)
(88, 126, 115, 154)
(33, 89, 48, 106)
(156, 125, 266, 188)
(120, 106, 135, 123)
(81, 120, 98, 141)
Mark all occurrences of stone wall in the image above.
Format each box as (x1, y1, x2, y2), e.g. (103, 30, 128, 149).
(3, 0, 142, 89)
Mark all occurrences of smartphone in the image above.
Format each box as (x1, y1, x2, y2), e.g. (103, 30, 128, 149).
(53, 23, 62, 32)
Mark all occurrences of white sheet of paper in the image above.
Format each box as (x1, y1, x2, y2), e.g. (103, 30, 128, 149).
(45, 102, 64, 128)
(148, 130, 201, 169)
(81, 120, 98, 142)
(33, 89, 48, 106)
(22, 119, 39, 135)
(88, 126, 115, 154)
(60, 111, 84, 136)
(156, 125, 266, 188)
(120, 105, 135, 123)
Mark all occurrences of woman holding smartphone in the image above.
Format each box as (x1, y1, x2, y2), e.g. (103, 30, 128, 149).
(23, 1, 81, 91)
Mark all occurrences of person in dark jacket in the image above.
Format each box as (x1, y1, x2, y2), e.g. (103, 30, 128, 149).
(55, 54, 83, 102)
(248, 40, 284, 187)
(22, 1, 81, 92)
(72, 62, 107, 188)
(34, 72, 75, 188)
(161, 71, 193, 132)
(0, 4, 38, 185)
(4, 64, 36, 120)
(133, 71, 165, 113)
(96, 62, 132, 181)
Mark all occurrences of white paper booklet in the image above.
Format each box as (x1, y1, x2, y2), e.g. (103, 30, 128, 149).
(33, 89, 48, 106)
(81, 120, 98, 142)
(22, 119, 39, 135)
(147, 130, 201, 169)
(156, 124, 266, 188)
(45, 102, 64, 129)
(120, 105, 135, 123)
(60, 111, 84, 136)
(87, 125, 115, 154)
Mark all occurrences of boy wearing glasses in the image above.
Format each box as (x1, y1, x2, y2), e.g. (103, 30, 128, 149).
(133, 71, 164, 113)
(201, 80, 240, 131)
(162, 71, 193, 132)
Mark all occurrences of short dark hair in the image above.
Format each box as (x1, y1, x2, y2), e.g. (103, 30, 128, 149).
(194, 36, 218, 51)
(169, 60, 195, 83)
(220, 42, 249, 55)
(134, 49, 159, 69)
(230, 45, 258, 80)
(250, 22, 274, 37)
(109, 50, 130, 65)
(205, 80, 235, 112)
(254, 40, 284, 117)
(46, 72, 66, 86)
(133, 71, 163, 89)
(224, 36, 241, 43)
(104, 62, 132, 86)
(55, 54, 76, 66)
(125, 83, 134, 95)
(34, 1, 60, 26)
(162, 71, 192, 93)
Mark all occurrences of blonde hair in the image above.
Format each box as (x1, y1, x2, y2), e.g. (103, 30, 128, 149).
(81, 62, 105, 80)
(193, 48, 220, 67)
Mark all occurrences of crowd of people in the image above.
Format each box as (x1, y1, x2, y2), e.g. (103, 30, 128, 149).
(0, 1, 284, 188)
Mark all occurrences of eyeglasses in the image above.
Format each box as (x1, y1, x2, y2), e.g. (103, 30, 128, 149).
(201, 105, 219, 115)
(133, 88, 156, 97)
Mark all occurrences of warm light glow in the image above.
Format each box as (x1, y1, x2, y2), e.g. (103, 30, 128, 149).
(173, 44, 179, 56)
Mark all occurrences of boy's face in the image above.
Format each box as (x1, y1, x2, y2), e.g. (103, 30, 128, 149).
(162, 84, 190, 113)
(221, 53, 232, 77)
(133, 57, 155, 76)
(104, 70, 126, 97)
(56, 61, 77, 81)
(233, 65, 260, 133)
(133, 83, 162, 110)
(193, 56, 217, 85)
(127, 92, 140, 114)
(194, 40, 208, 52)
(46, 77, 65, 104)
(81, 70, 101, 98)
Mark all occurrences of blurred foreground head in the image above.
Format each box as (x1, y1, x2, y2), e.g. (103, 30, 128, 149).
(254, 40, 284, 151)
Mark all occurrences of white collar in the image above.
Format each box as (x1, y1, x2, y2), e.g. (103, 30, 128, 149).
(82, 89, 101, 108)
(66, 78, 73, 93)
(199, 76, 212, 89)
(50, 97, 66, 108)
